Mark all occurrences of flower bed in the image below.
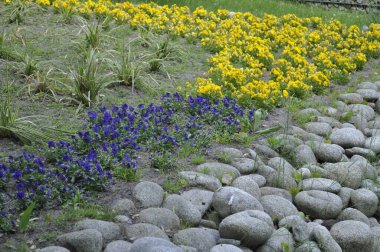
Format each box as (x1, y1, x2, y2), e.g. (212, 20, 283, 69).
(8, 0, 379, 108)
(0, 93, 257, 231)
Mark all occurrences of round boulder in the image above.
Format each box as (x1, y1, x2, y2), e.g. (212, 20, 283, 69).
(133, 181, 164, 208)
(219, 210, 274, 249)
(294, 190, 343, 219)
(260, 195, 299, 221)
(351, 188, 379, 217)
(212, 187, 263, 218)
(330, 220, 374, 252)
(329, 128, 365, 148)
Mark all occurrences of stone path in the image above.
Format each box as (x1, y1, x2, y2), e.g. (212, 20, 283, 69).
(37, 80, 380, 252)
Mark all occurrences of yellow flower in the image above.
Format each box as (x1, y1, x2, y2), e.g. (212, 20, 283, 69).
(283, 90, 289, 98)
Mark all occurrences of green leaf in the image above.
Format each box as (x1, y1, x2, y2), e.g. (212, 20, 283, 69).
(19, 201, 36, 232)
(253, 109, 263, 131)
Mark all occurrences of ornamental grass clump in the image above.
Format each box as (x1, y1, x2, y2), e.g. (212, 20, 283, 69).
(0, 79, 56, 145)
(70, 48, 110, 107)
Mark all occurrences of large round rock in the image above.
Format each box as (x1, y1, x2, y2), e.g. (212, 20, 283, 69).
(260, 195, 298, 221)
(212, 187, 263, 218)
(323, 162, 363, 189)
(74, 219, 120, 245)
(130, 237, 184, 252)
(173, 228, 219, 252)
(133, 181, 164, 208)
(294, 190, 343, 219)
(330, 220, 374, 252)
(57, 229, 103, 252)
(219, 210, 274, 249)
(351, 188, 379, 217)
(162, 194, 201, 225)
(139, 207, 180, 231)
(329, 128, 365, 148)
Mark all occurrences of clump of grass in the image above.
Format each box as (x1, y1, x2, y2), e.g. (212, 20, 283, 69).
(81, 19, 102, 49)
(7, 0, 29, 24)
(162, 177, 188, 193)
(191, 155, 206, 165)
(111, 46, 143, 91)
(0, 78, 57, 145)
(70, 48, 110, 107)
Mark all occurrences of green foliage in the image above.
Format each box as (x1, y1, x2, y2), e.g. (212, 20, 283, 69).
(218, 152, 232, 164)
(18, 201, 35, 232)
(111, 46, 143, 91)
(162, 178, 188, 193)
(82, 19, 102, 49)
(191, 154, 206, 165)
(0, 79, 57, 144)
(151, 152, 177, 171)
(7, 0, 29, 24)
(70, 48, 110, 107)
(113, 165, 142, 181)
(289, 187, 301, 199)
(339, 110, 354, 122)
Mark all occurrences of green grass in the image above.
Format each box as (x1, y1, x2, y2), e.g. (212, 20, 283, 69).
(132, 0, 372, 27)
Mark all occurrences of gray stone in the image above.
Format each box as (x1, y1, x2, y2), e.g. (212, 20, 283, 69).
(124, 223, 169, 242)
(305, 164, 330, 178)
(279, 215, 310, 242)
(295, 241, 321, 252)
(365, 136, 380, 154)
(139, 207, 180, 231)
(295, 145, 317, 166)
(179, 171, 222, 191)
(36, 247, 70, 252)
(253, 144, 279, 159)
(266, 157, 297, 190)
(294, 190, 343, 219)
(111, 199, 136, 215)
(311, 225, 342, 252)
(330, 128, 365, 148)
(200, 219, 217, 229)
(212, 186, 263, 218)
(104, 240, 132, 252)
(260, 187, 292, 202)
(323, 162, 364, 189)
(231, 158, 256, 174)
(351, 188, 379, 217)
(256, 165, 276, 179)
(212, 147, 243, 159)
(320, 107, 338, 117)
(376, 98, 380, 114)
(297, 108, 321, 117)
(369, 218, 380, 227)
(298, 168, 311, 179)
(336, 101, 349, 112)
(219, 210, 274, 249)
(210, 244, 244, 252)
(359, 82, 378, 90)
(342, 123, 356, 128)
(317, 116, 342, 128)
(352, 158, 378, 179)
(181, 189, 214, 215)
(130, 237, 184, 252)
(218, 238, 241, 246)
(196, 163, 240, 184)
(133, 181, 164, 208)
(162, 194, 202, 225)
(74, 219, 120, 244)
(269, 134, 303, 153)
(338, 93, 363, 104)
(338, 187, 354, 208)
(173, 228, 219, 252)
(255, 227, 294, 252)
(330, 220, 374, 252)
(361, 179, 379, 194)
(337, 208, 370, 226)
(305, 122, 332, 137)
(346, 147, 376, 159)
(300, 178, 342, 193)
(247, 174, 266, 187)
(372, 227, 380, 252)
(57, 229, 103, 252)
(348, 104, 375, 121)
(260, 195, 299, 221)
(232, 176, 261, 199)
(308, 141, 343, 163)
(114, 215, 133, 225)
(356, 89, 379, 102)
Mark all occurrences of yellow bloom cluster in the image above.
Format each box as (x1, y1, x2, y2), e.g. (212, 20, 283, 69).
(6, 0, 380, 108)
